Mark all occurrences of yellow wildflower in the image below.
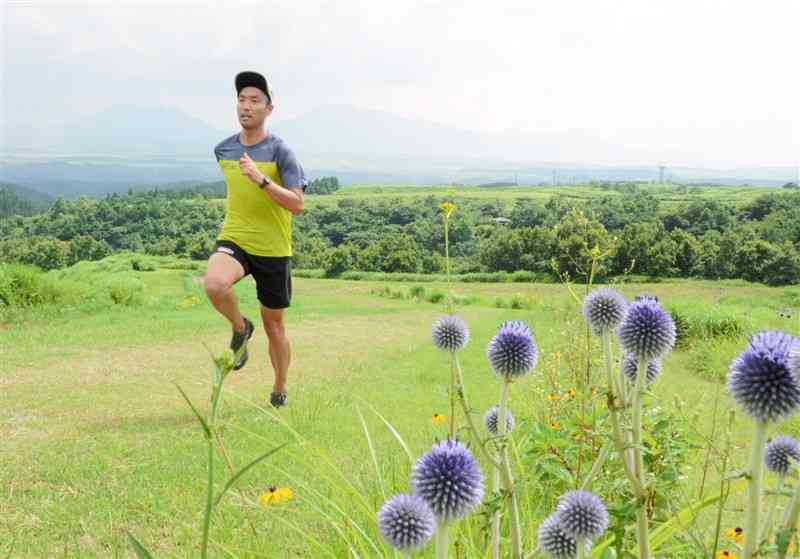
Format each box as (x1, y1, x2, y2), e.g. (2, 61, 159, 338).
(546, 393, 560, 402)
(716, 551, 736, 559)
(567, 388, 577, 398)
(259, 486, 294, 507)
(724, 527, 743, 545)
(438, 202, 456, 219)
(591, 388, 598, 397)
(549, 421, 561, 429)
(432, 413, 446, 425)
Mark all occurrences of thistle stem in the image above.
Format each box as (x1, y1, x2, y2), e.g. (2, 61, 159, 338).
(491, 381, 509, 559)
(436, 520, 450, 559)
(743, 420, 768, 559)
(632, 358, 651, 559)
(576, 536, 587, 559)
(497, 379, 522, 559)
(453, 356, 501, 469)
(778, 480, 800, 559)
(491, 459, 501, 559)
(449, 353, 456, 439)
(761, 478, 785, 546)
(601, 333, 643, 494)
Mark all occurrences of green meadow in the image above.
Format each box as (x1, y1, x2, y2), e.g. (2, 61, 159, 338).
(2, 253, 800, 557)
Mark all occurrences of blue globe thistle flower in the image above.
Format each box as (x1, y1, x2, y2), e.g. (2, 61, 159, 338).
(487, 320, 539, 379)
(431, 315, 470, 352)
(621, 352, 662, 386)
(538, 513, 589, 559)
(378, 494, 436, 551)
(727, 331, 800, 423)
(582, 288, 627, 336)
(790, 346, 800, 379)
(498, 320, 532, 336)
(483, 406, 515, 436)
(555, 490, 609, 540)
(618, 297, 676, 361)
(412, 439, 484, 521)
(764, 436, 800, 477)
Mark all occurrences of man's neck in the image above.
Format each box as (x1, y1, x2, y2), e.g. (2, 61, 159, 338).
(239, 127, 268, 146)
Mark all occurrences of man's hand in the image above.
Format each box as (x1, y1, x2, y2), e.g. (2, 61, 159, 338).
(239, 152, 264, 185)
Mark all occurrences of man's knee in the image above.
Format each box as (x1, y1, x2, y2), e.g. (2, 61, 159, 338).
(262, 316, 285, 339)
(203, 275, 231, 300)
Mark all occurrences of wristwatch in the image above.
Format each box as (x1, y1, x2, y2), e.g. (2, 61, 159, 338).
(260, 176, 272, 189)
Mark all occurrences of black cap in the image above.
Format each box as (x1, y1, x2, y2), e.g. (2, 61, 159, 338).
(235, 71, 273, 103)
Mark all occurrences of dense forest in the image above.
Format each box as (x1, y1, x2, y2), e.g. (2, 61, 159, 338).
(1, 183, 800, 285)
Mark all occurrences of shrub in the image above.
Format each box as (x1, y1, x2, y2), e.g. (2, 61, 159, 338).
(426, 290, 445, 304)
(105, 277, 145, 306)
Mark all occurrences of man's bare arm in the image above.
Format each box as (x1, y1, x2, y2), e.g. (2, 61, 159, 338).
(264, 184, 304, 215)
(239, 152, 304, 215)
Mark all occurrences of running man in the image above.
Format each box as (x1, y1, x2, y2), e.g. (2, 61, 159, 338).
(204, 71, 305, 408)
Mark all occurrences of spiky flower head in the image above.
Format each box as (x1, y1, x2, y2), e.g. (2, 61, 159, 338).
(582, 288, 627, 336)
(411, 439, 484, 521)
(621, 353, 662, 386)
(764, 436, 800, 476)
(498, 319, 532, 336)
(538, 513, 589, 559)
(555, 490, 609, 539)
(487, 320, 538, 379)
(377, 494, 436, 551)
(483, 406, 515, 436)
(727, 331, 800, 423)
(431, 315, 470, 352)
(790, 346, 800, 379)
(618, 297, 676, 361)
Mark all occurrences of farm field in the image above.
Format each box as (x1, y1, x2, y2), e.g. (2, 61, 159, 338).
(2, 255, 800, 557)
(302, 183, 779, 209)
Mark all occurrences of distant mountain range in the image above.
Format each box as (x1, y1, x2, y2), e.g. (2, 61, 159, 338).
(1, 104, 797, 197)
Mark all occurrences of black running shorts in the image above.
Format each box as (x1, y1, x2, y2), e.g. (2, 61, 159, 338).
(213, 240, 292, 309)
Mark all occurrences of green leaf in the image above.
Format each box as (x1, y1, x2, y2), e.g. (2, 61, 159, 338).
(174, 383, 210, 439)
(213, 442, 290, 507)
(366, 403, 414, 465)
(127, 532, 156, 559)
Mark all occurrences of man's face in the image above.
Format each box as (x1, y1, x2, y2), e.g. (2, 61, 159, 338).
(237, 86, 272, 129)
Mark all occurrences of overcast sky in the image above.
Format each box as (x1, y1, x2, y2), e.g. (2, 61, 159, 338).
(2, 0, 798, 167)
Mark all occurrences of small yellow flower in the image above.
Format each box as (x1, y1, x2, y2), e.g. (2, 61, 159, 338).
(546, 393, 560, 402)
(725, 527, 743, 545)
(566, 388, 577, 398)
(591, 388, 598, 397)
(438, 202, 456, 219)
(549, 421, 561, 429)
(432, 413, 446, 425)
(716, 551, 736, 559)
(259, 486, 294, 507)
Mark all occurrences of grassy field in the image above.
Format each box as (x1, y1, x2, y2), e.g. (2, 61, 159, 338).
(2, 255, 800, 558)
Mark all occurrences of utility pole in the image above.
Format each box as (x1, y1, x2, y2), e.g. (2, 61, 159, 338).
(658, 165, 666, 183)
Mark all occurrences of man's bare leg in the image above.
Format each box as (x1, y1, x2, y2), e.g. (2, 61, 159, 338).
(260, 306, 290, 393)
(203, 253, 247, 333)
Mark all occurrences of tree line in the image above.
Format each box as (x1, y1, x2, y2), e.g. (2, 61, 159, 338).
(1, 184, 799, 285)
